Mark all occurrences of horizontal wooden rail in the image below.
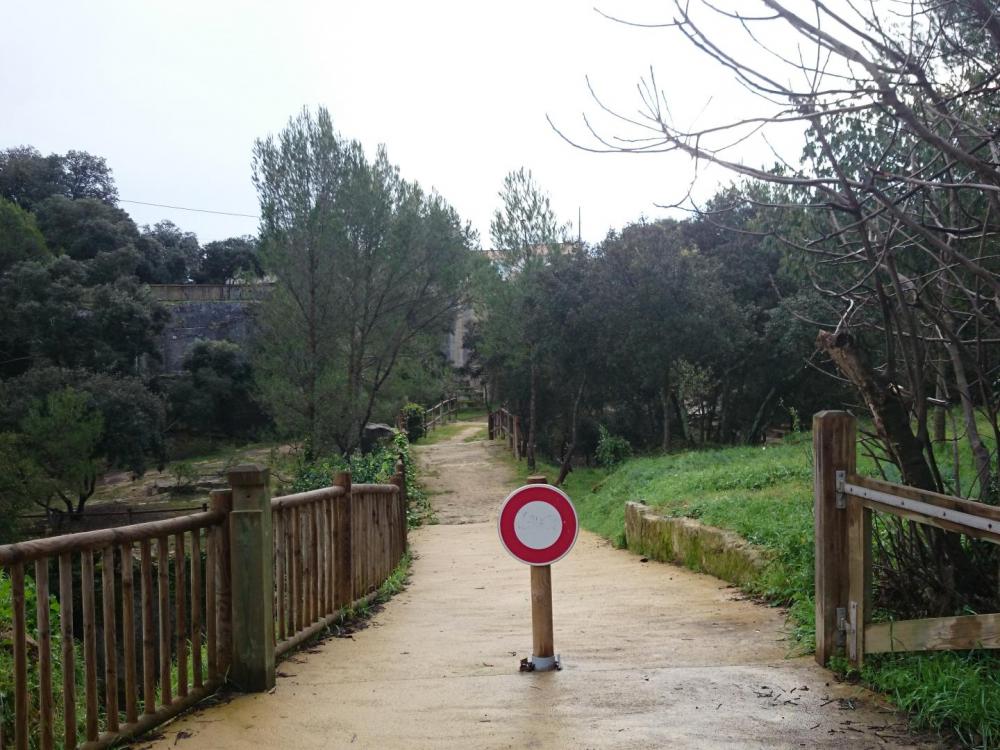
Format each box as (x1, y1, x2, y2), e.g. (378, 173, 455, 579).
(0, 510, 225, 565)
(844, 474, 1000, 543)
(866, 612, 1000, 654)
(270, 485, 345, 510)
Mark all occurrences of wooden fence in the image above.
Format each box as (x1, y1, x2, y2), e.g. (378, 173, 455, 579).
(814, 411, 1000, 669)
(424, 397, 458, 432)
(0, 463, 407, 750)
(488, 407, 521, 460)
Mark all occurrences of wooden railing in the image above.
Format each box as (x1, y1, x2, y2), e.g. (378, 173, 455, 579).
(0, 502, 230, 750)
(0, 463, 408, 750)
(270, 465, 407, 657)
(424, 397, 458, 432)
(488, 407, 521, 460)
(813, 411, 1000, 669)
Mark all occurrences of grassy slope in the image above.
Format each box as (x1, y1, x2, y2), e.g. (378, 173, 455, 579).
(504, 434, 1000, 749)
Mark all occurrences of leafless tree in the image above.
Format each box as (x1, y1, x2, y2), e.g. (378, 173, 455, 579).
(557, 0, 1000, 616)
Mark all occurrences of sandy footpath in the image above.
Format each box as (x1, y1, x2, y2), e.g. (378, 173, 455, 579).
(138, 419, 944, 749)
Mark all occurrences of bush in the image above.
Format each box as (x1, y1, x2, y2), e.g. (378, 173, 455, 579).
(290, 429, 429, 526)
(400, 403, 426, 443)
(596, 425, 631, 468)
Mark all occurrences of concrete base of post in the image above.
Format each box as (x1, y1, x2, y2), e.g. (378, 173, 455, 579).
(529, 654, 560, 671)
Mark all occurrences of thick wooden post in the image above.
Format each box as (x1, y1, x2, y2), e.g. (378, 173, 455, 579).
(334, 471, 353, 607)
(227, 465, 275, 692)
(813, 411, 856, 667)
(513, 416, 521, 460)
(488, 412, 495, 440)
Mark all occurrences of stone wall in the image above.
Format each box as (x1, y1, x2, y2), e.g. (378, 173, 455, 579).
(624, 501, 771, 587)
(148, 284, 269, 373)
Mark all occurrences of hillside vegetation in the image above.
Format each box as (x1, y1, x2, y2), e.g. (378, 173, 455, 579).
(509, 434, 1000, 749)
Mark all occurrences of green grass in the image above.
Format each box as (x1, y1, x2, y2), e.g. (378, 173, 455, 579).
(496, 431, 1000, 748)
(417, 421, 472, 445)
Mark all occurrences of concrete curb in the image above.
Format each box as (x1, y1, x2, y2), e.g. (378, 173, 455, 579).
(624, 501, 771, 587)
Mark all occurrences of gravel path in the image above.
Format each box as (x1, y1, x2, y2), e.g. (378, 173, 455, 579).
(139, 418, 945, 749)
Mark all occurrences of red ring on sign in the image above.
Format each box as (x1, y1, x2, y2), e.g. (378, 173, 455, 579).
(498, 484, 578, 565)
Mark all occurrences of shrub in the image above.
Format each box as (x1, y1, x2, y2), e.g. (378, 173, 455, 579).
(400, 403, 426, 443)
(596, 425, 631, 468)
(290, 429, 429, 526)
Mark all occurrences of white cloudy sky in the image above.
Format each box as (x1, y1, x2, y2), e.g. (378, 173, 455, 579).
(2, 1, 800, 246)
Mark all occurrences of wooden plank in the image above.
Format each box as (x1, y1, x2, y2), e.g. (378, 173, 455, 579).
(311, 501, 320, 621)
(206, 526, 217, 682)
(292, 506, 302, 633)
(174, 532, 188, 698)
(275, 508, 285, 642)
(11, 563, 28, 750)
(0, 511, 224, 566)
(284, 504, 294, 637)
(334, 472, 352, 608)
(81, 550, 99, 741)
(156, 537, 172, 707)
(866, 612, 1000, 654)
(846, 499, 871, 668)
(120, 543, 138, 724)
(855, 490, 1000, 545)
(211, 490, 233, 678)
(59, 553, 76, 750)
(101, 546, 119, 731)
(812, 411, 856, 666)
(191, 530, 203, 689)
(848, 474, 1000, 523)
(140, 540, 156, 714)
(34, 559, 53, 750)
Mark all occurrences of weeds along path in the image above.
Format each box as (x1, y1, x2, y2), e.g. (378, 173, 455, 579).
(142, 417, 945, 749)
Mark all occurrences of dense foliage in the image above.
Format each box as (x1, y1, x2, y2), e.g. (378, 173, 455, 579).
(289, 430, 428, 525)
(251, 107, 473, 454)
(0, 145, 262, 530)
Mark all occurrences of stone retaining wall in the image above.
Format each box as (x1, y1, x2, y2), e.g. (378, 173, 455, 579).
(624, 501, 771, 587)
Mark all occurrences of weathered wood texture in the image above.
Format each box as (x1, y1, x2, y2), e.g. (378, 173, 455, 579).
(1, 500, 226, 750)
(813, 410, 1000, 670)
(0, 465, 404, 748)
(866, 612, 1000, 653)
(813, 411, 857, 667)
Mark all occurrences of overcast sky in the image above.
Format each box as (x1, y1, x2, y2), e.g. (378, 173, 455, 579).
(2, 1, 792, 247)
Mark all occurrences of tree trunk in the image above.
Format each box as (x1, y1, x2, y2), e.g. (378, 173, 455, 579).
(660, 371, 671, 452)
(527, 356, 537, 471)
(943, 334, 992, 499)
(556, 377, 586, 486)
(933, 373, 947, 444)
(817, 330, 937, 490)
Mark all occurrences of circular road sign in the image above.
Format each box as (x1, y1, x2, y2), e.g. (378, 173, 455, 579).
(498, 484, 578, 566)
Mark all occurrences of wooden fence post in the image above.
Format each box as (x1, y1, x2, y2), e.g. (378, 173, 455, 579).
(488, 412, 495, 440)
(813, 411, 857, 667)
(226, 465, 275, 692)
(513, 416, 521, 460)
(334, 471, 353, 607)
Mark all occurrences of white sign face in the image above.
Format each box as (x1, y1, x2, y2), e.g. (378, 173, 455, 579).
(513, 501, 563, 549)
(498, 483, 578, 566)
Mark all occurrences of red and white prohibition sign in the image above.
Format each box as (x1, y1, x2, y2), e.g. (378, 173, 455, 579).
(498, 484, 578, 566)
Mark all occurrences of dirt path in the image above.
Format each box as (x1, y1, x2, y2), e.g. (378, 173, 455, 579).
(141, 419, 944, 749)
